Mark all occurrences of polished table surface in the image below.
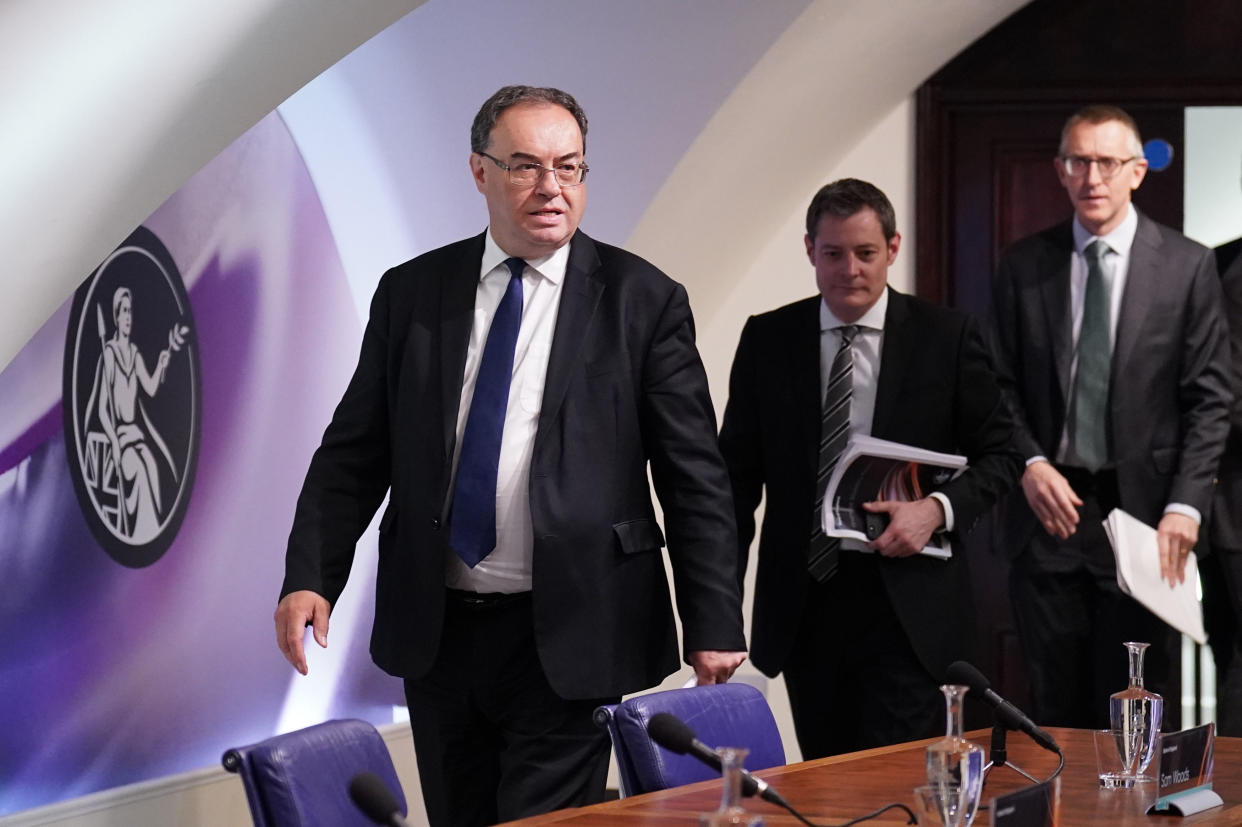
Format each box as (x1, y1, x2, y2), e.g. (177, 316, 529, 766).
(505, 728, 1242, 825)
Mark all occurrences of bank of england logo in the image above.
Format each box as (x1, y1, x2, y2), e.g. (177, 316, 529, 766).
(63, 227, 200, 567)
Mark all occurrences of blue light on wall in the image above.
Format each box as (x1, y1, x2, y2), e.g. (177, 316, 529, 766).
(1145, 138, 1174, 171)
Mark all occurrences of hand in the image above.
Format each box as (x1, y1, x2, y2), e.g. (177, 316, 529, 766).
(275, 590, 330, 675)
(168, 324, 189, 352)
(688, 650, 747, 685)
(1021, 461, 1082, 539)
(1156, 513, 1198, 586)
(863, 498, 944, 557)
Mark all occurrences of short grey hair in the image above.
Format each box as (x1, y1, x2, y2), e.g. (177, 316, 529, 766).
(470, 85, 588, 154)
(1059, 104, 1144, 159)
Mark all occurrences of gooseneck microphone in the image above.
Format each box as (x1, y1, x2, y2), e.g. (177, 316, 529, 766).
(946, 660, 1061, 754)
(349, 771, 410, 827)
(646, 712, 792, 810)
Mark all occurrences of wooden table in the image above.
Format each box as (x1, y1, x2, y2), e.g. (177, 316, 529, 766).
(505, 728, 1242, 825)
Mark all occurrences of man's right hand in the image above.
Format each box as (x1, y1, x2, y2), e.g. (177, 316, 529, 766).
(1021, 460, 1083, 539)
(275, 590, 330, 675)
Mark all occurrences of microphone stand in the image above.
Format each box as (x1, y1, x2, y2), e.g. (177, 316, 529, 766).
(983, 724, 1039, 784)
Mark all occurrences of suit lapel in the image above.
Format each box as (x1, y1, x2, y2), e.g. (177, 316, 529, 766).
(537, 231, 604, 440)
(794, 298, 822, 477)
(1039, 223, 1075, 403)
(1113, 214, 1162, 382)
(872, 288, 910, 438)
(439, 233, 487, 459)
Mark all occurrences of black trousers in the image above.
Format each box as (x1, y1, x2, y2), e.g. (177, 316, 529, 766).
(1010, 467, 1177, 730)
(1201, 549, 1242, 736)
(782, 550, 943, 760)
(404, 590, 616, 827)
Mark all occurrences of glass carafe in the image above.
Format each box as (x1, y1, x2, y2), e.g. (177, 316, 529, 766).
(1109, 641, 1163, 782)
(699, 746, 764, 826)
(925, 684, 985, 826)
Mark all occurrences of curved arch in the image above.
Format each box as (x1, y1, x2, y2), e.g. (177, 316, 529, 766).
(0, 0, 425, 371)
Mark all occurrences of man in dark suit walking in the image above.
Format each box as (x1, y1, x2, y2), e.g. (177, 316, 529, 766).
(273, 85, 746, 826)
(719, 178, 1020, 759)
(1206, 247, 1242, 735)
(991, 105, 1231, 729)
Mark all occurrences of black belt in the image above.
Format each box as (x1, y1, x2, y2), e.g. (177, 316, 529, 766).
(1054, 464, 1117, 494)
(446, 588, 531, 610)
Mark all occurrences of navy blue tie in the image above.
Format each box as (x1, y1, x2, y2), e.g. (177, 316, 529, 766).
(449, 257, 525, 567)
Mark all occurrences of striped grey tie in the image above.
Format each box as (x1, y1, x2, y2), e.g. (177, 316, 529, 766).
(809, 324, 858, 582)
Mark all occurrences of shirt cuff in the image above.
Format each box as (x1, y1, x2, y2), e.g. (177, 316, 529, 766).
(929, 492, 954, 532)
(1026, 455, 1049, 467)
(1163, 503, 1202, 526)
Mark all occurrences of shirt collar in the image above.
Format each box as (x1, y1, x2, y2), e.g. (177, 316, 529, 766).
(1072, 202, 1138, 258)
(820, 287, 889, 333)
(481, 228, 569, 285)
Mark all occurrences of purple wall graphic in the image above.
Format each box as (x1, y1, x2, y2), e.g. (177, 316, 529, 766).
(0, 113, 401, 815)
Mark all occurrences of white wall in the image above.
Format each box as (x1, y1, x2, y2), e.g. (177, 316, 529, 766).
(0, 0, 426, 374)
(1184, 106, 1242, 248)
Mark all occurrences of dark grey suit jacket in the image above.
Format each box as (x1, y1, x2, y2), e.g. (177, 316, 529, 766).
(719, 289, 1021, 680)
(991, 213, 1232, 550)
(281, 229, 745, 700)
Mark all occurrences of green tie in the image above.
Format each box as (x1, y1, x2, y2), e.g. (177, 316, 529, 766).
(1073, 240, 1111, 471)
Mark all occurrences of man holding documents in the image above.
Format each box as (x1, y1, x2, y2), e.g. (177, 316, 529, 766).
(990, 105, 1231, 729)
(719, 178, 1021, 758)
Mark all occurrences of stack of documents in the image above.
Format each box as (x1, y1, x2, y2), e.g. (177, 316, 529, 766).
(822, 435, 966, 559)
(1103, 508, 1207, 643)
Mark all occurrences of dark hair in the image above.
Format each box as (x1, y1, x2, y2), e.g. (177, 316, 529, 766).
(470, 85, 588, 154)
(1059, 104, 1144, 158)
(805, 178, 897, 241)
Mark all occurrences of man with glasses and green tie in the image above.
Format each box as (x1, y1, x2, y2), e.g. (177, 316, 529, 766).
(274, 85, 746, 826)
(991, 104, 1232, 730)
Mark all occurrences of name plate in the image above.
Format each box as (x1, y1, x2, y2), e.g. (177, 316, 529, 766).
(1147, 723, 1223, 816)
(991, 778, 1059, 827)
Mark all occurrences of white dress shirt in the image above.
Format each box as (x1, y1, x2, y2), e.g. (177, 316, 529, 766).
(445, 230, 568, 592)
(819, 290, 956, 532)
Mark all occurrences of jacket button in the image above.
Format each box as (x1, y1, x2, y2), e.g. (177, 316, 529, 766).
(431, 518, 441, 531)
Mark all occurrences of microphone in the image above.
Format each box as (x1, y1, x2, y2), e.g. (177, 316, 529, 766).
(349, 771, 410, 827)
(646, 713, 791, 809)
(945, 660, 1060, 754)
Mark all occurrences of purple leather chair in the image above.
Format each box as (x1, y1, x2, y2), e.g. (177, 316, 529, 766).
(594, 683, 785, 796)
(222, 718, 407, 826)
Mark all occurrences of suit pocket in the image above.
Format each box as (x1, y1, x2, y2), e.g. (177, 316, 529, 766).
(612, 518, 666, 554)
(586, 358, 616, 377)
(1151, 446, 1178, 475)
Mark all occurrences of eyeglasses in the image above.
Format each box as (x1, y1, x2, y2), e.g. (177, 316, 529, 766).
(1057, 155, 1140, 180)
(477, 152, 588, 187)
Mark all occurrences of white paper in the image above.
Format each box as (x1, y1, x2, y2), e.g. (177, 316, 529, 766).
(1103, 508, 1207, 644)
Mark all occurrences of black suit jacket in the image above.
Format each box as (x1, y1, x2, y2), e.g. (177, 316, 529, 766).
(719, 289, 1021, 680)
(991, 214, 1231, 549)
(1211, 250, 1242, 553)
(1215, 237, 1242, 278)
(281, 230, 745, 700)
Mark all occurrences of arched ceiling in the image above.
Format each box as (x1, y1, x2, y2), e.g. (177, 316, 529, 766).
(0, 0, 1025, 371)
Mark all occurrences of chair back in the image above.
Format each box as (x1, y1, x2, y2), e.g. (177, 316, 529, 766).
(222, 718, 406, 826)
(594, 683, 785, 796)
